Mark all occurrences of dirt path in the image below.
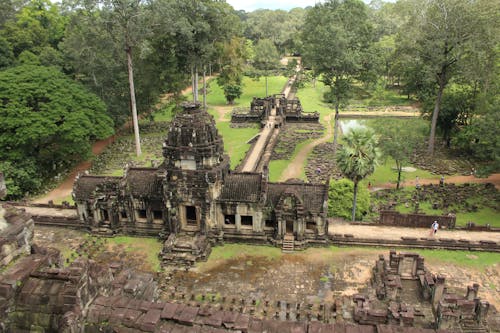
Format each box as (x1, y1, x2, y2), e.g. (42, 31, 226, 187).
(33, 79, 211, 204)
(329, 221, 499, 242)
(375, 173, 500, 190)
(213, 105, 232, 122)
(279, 114, 333, 181)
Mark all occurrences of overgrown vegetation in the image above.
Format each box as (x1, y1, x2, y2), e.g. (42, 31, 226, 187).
(328, 179, 370, 221)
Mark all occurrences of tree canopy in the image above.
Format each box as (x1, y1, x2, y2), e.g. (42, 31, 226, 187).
(336, 128, 380, 221)
(0, 65, 114, 198)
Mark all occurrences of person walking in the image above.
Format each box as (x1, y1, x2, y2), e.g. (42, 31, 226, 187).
(430, 220, 439, 236)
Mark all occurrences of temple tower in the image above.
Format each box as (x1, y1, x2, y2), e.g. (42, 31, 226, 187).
(161, 102, 230, 235)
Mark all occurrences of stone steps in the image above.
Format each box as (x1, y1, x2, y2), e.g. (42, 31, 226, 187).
(282, 235, 294, 253)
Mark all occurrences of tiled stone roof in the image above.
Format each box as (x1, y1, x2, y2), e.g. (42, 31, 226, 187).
(267, 182, 328, 213)
(219, 173, 262, 202)
(73, 175, 120, 201)
(124, 168, 162, 198)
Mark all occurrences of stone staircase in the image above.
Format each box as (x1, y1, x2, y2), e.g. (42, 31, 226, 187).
(460, 319, 490, 333)
(282, 234, 295, 253)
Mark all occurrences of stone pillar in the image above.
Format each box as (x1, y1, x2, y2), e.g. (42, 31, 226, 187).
(477, 301, 489, 322)
(235, 214, 241, 232)
(432, 275, 446, 310)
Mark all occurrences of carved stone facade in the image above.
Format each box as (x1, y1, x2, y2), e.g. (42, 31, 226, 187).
(73, 103, 328, 266)
(231, 95, 319, 124)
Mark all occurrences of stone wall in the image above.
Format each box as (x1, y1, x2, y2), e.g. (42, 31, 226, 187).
(379, 210, 456, 229)
(0, 205, 34, 267)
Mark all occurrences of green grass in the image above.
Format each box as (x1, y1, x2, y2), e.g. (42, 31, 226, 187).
(295, 81, 334, 126)
(206, 76, 289, 107)
(410, 249, 500, 271)
(153, 103, 176, 122)
(395, 201, 500, 228)
(455, 207, 499, 227)
(206, 243, 282, 261)
(210, 120, 260, 169)
(268, 139, 313, 182)
(109, 236, 162, 271)
(324, 246, 499, 271)
(366, 157, 439, 186)
(52, 194, 75, 205)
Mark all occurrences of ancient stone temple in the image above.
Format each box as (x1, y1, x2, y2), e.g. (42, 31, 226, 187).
(73, 103, 328, 265)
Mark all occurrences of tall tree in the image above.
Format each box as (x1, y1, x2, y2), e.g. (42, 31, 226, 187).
(0, 65, 114, 198)
(217, 37, 247, 104)
(336, 128, 380, 221)
(253, 38, 280, 96)
(374, 118, 427, 189)
(301, 0, 375, 152)
(396, 0, 494, 154)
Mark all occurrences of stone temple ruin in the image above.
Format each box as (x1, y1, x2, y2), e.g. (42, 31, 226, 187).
(73, 103, 329, 266)
(1, 204, 494, 332)
(231, 95, 319, 124)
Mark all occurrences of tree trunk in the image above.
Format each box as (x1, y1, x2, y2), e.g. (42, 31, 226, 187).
(203, 67, 207, 110)
(396, 161, 402, 190)
(332, 100, 340, 153)
(428, 73, 446, 154)
(194, 66, 199, 103)
(265, 75, 268, 96)
(126, 46, 141, 157)
(191, 66, 195, 102)
(352, 181, 358, 222)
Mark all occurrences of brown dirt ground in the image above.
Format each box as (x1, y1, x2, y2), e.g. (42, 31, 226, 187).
(32, 226, 500, 311)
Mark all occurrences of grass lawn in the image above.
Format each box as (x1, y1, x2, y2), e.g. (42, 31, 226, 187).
(395, 201, 499, 228)
(109, 236, 162, 272)
(366, 157, 439, 186)
(206, 76, 289, 107)
(295, 81, 334, 126)
(409, 249, 500, 271)
(210, 120, 260, 169)
(269, 139, 313, 182)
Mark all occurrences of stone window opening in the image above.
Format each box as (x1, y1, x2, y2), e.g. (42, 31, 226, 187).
(224, 214, 236, 226)
(153, 210, 163, 221)
(137, 209, 147, 222)
(120, 211, 128, 220)
(306, 221, 316, 231)
(241, 215, 253, 228)
(101, 209, 109, 222)
(185, 206, 197, 225)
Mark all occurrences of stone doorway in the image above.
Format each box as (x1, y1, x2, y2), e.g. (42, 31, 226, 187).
(286, 220, 294, 235)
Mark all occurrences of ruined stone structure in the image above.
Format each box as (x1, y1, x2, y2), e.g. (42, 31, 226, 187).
(73, 103, 329, 265)
(365, 250, 491, 332)
(231, 95, 319, 124)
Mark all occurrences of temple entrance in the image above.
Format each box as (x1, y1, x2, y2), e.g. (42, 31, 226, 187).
(286, 220, 294, 235)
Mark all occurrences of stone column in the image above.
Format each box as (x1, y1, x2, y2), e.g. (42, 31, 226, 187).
(432, 275, 446, 310)
(235, 214, 241, 232)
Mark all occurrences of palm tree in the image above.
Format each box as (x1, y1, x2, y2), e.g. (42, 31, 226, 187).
(336, 128, 380, 221)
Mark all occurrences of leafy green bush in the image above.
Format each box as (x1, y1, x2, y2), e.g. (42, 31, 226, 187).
(328, 179, 370, 220)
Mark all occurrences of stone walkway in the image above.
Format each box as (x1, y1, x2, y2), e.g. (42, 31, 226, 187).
(329, 221, 499, 242)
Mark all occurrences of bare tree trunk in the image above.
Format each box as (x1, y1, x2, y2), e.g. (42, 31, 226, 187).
(428, 73, 446, 154)
(203, 67, 206, 110)
(332, 100, 340, 154)
(265, 75, 268, 96)
(396, 160, 402, 190)
(352, 181, 358, 222)
(126, 46, 141, 157)
(194, 66, 199, 103)
(191, 66, 195, 102)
